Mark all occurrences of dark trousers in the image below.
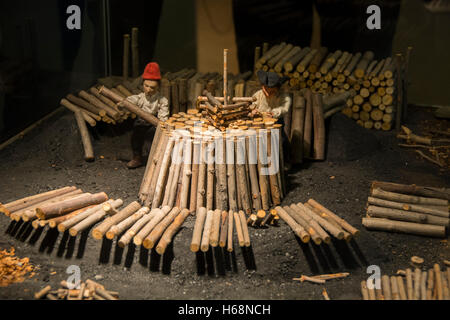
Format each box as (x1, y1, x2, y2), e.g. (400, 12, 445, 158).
(131, 125, 156, 157)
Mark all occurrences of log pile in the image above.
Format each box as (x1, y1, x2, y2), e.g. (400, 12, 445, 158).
(361, 262, 450, 300)
(274, 199, 360, 245)
(190, 208, 252, 252)
(253, 42, 408, 131)
(138, 120, 286, 214)
(397, 126, 450, 169)
(362, 181, 450, 238)
(34, 279, 119, 300)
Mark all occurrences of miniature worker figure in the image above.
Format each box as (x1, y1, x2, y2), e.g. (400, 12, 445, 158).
(250, 70, 291, 119)
(125, 62, 169, 169)
(251, 70, 292, 169)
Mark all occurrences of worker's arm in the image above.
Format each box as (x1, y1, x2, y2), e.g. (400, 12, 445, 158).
(157, 97, 169, 122)
(270, 93, 292, 119)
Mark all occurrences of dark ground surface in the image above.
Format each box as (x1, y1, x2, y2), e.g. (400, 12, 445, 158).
(0, 106, 449, 300)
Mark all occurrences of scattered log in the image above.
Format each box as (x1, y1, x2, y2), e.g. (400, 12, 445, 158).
(238, 210, 251, 247)
(156, 208, 190, 254)
(143, 207, 181, 249)
(227, 209, 234, 252)
(74, 110, 95, 161)
(190, 207, 207, 252)
(133, 207, 171, 246)
(115, 207, 151, 246)
(371, 188, 448, 206)
(367, 196, 449, 218)
(233, 211, 245, 247)
(362, 217, 446, 238)
(275, 206, 310, 243)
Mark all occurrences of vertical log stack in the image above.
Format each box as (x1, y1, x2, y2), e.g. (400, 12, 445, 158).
(253, 42, 407, 131)
(362, 181, 450, 238)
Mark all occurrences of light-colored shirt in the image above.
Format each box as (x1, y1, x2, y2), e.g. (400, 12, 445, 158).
(251, 89, 291, 119)
(126, 92, 169, 125)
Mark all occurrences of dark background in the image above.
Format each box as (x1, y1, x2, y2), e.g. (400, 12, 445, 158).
(0, 0, 402, 143)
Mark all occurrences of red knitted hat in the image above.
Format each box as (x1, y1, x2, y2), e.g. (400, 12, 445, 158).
(142, 62, 161, 80)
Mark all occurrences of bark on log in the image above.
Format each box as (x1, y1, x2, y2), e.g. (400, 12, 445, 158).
(99, 86, 159, 126)
(303, 89, 313, 158)
(256, 131, 271, 210)
(196, 140, 207, 211)
(320, 50, 342, 75)
(268, 44, 294, 68)
(367, 205, 449, 227)
(133, 207, 171, 246)
(200, 209, 214, 252)
(284, 47, 311, 72)
(290, 91, 305, 163)
(209, 209, 222, 247)
(421, 270, 428, 300)
(406, 268, 414, 299)
(215, 136, 228, 211)
(371, 181, 450, 201)
(275, 206, 310, 243)
(434, 263, 443, 300)
(151, 137, 176, 208)
(381, 275, 392, 300)
(139, 124, 163, 199)
(164, 138, 184, 207)
(266, 130, 281, 206)
(226, 137, 238, 212)
(238, 210, 251, 247)
(61, 99, 96, 126)
(219, 210, 229, 247)
(189, 141, 201, 213)
(308, 47, 328, 73)
(390, 275, 400, 300)
(233, 211, 245, 247)
(343, 52, 362, 76)
(300, 202, 344, 239)
(1, 186, 77, 216)
(191, 207, 207, 252)
(57, 200, 113, 233)
(236, 136, 252, 213)
(255, 43, 285, 68)
(79, 90, 120, 120)
(92, 201, 141, 239)
(227, 210, 234, 252)
(362, 217, 446, 238)
(312, 93, 325, 160)
(275, 46, 301, 73)
(74, 110, 94, 161)
(143, 207, 181, 249)
(246, 134, 262, 211)
(206, 139, 215, 211)
(397, 276, 407, 300)
(371, 188, 448, 206)
(47, 205, 95, 228)
(36, 192, 108, 220)
(69, 199, 123, 237)
(156, 208, 190, 254)
(426, 269, 434, 300)
(114, 207, 151, 246)
(296, 49, 318, 73)
(289, 204, 326, 244)
(66, 94, 105, 116)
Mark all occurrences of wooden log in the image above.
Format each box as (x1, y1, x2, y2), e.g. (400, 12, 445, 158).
(275, 206, 310, 243)
(209, 209, 222, 247)
(1, 186, 77, 217)
(139, 124, 163, 199)
(190, 207, 207, 252)
(290, 204, 326, 244)
(196, 140, 208, 211)
(320, 50, 342, 75)
(421, 270, 428, 300)
(426, 269, 434, 300)
(390, 276, 400, 300)
(114, 207, 151, 246)
(156, 208, 190, 254)
(69, 199, 123, 237)
(362, 217, 446, 238)
(284, 47, 311, 72)
(296, 49, 318, 73)
(290, 91, 305, 163)
(57, 200, 113, 233)
(303, 89, 313, 158)
(371, 188, 448, 206)
(308, 47, 328, 73)
(367, 197, 448, 219)
(361, 281, 369, 300)
(412, 268, 421, 300)
(255, 43, 285, 68)
(434, 263, 443, 300)
(371, 181, 450, 201)
(47, 205, 95, 228)
(381, 275, 392, 300)
(246, 133, 262, 211)
(79, 90, 120, 120)
(205, 139, 215, 211)
(219, 210, 229, 247)
(397, 276, 407, 300)
(99, 86, 159, 126)
(92, 201, 141, 239)
(238, 210, 251, 247)
(73, 110, 94, 161)
(164, 137, 184, 207)
(312, 93, 325, 160)
(298, 202, 343, 240)
(179, 138, 193, 209)
(236, 136, 252, 213)
(61, 99, 96, 126)
(36, 192, 108, 220)
(367, 205, 449, 227)
(200, 209, 214, 252)
(20, 189, 84, 222)
(233, 211, 245, 247)
(354, 51, 374, 78)
(151, 137, 176, 208)
(35, 285, 52, 299)
(256, 130, 271, 211)
(266, 130, 281, 206)
(226, 136, 238, 212)
(343, 52, 362, 76)
(275, 46, 301, 73)
(143, 207, 181, 249)
(189, 141, 201, 213)
(267, 44, 293, 68)
(215, 136, 228, 210)
(66, 93, 105, 116)
(133, 207, 171, 246)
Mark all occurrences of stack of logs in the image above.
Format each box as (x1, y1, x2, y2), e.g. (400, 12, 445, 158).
(190, 208, 252, 253)
(138, 119, 287, 216)
(274, 199, 360, 245)
(35, 279, 118, 300)
(253, 42, 405, 131)
(362, 181, 450, 238)
(361, 263, 450, 300)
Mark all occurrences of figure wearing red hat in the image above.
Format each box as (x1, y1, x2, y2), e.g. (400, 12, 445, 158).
(124, 62, 169, 169)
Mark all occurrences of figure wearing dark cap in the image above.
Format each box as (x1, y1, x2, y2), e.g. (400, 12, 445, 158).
(124, 62, 169, 169)
(252, 70, 292, 169)
(250, 70, 292, 119)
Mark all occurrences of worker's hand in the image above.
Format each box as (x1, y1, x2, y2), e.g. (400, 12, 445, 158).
(249, 108, 260, 118)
